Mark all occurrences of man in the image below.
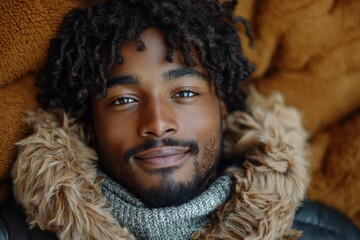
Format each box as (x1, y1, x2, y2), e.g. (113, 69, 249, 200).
(2, 0, 360, 239)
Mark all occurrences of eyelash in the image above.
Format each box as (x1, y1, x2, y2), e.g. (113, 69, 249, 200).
(111, 97, 137, 106)
(173, 90, 198, 98)
(110, 90, 199, 106)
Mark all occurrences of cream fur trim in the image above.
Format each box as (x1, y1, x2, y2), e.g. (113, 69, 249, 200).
(12, 110, 134, 240)
(12, 86, 309, 239)
(192, 86, 309, 239)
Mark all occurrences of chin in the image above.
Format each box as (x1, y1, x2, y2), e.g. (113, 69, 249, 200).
(131, 171, 203, 208)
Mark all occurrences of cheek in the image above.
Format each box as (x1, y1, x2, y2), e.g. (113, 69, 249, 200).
(179, 99, 222, 171)
(179, 99, 221, 140)
(93, 111, 137, 158)
(197, 138, 219, 175)
(92, 112, 139, 182)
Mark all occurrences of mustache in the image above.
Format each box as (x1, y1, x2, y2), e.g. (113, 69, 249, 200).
(124, 138, 199, 162)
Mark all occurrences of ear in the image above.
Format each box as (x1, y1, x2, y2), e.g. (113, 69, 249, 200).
(219, 100, 228, 131)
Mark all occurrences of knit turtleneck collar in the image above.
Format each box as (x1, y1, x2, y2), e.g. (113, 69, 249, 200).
(100, 172, 233, 240)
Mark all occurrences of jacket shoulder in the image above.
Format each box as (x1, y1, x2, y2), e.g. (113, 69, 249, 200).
(0, 202, 57, 240)
(294, 200, 360, 240)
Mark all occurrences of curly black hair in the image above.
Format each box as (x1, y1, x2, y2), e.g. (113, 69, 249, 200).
(37, 0, 254, 122)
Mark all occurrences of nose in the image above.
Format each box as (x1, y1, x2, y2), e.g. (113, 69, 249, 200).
(138, 98, 178, 138)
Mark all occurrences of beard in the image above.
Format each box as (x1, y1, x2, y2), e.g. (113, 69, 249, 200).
(132, 167, 203, 208)
(131, 149, 220, 208)
(97, 136, 223, 208)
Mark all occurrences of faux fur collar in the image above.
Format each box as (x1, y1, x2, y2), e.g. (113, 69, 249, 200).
(12, 86, 309, 240)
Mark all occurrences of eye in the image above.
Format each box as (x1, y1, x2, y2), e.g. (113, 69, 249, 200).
(111, 97, 137, 106)
(173, 90, 198, 98)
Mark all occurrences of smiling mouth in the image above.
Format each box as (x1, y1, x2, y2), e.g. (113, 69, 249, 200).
(133, 146, 191, 169)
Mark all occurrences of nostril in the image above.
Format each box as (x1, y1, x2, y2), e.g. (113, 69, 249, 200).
(138, 110, 178, 138)
(141, 127, 176, 138)
(165, 128, 175, 133)
(144, 130, 156, 137)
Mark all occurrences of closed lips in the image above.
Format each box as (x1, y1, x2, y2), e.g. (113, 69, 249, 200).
(133, 146, 191, 169)
(134, 146, 190, 159)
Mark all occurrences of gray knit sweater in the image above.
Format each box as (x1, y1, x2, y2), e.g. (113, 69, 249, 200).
(101, 173, 233, 240)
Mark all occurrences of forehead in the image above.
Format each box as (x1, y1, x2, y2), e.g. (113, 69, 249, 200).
(107, 28, 207, 80)
(122, 28, 174, 63)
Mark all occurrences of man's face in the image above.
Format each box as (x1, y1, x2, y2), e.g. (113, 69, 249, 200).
(91, 28, 225, 208)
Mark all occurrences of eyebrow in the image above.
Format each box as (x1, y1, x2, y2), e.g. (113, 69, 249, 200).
(106, 74, 139, 89)
(163, 68, 207, 82)
(106, 68, 208, 89)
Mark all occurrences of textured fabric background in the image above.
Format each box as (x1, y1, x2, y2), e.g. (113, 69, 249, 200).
(0, 0, 97, 200)
(0, 0, 359, 227)
(236, 0, 360, 227)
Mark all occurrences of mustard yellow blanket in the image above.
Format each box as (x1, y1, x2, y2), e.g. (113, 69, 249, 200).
(1, 0, 359, 227)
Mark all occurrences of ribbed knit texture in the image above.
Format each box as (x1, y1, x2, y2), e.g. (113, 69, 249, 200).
(101, 173, 233, 240)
